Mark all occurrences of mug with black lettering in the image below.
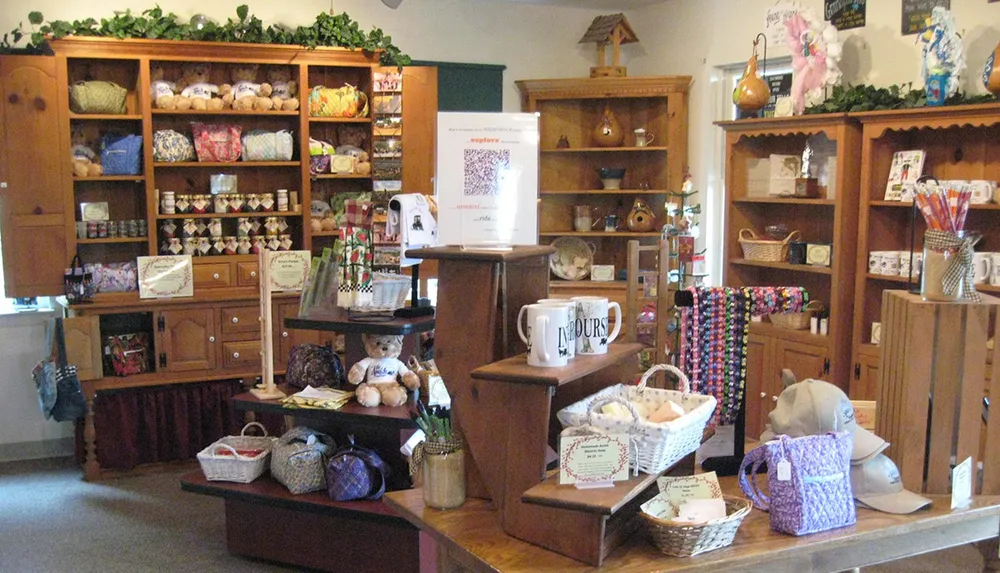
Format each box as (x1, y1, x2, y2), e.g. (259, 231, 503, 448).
(537, 299, 576, 359)
(571, 296, 622, 355)
(517, 303, 573, 367)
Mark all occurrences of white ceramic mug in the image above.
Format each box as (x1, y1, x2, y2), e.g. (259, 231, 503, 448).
(634, 128, 654, 147)
(571, 296, 622, 355)
(973, 252, 992, 285)
(879, 251, 900, 276)
(969, 180, 996, 205)
(868, 252, 883, 274)
(517, 303, 573, 367)
(537, 299, 576, 359)
(991, 253, 1000, 286)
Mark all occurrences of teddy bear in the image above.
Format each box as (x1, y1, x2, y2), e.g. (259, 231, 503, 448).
(266, 67, 299, 111)
(176, 63, 223, 111)
(149, 65, 179, 110)
(348, 333, 420, 407)
(220, 64, 273, 111)
(70, 126, 102, 178)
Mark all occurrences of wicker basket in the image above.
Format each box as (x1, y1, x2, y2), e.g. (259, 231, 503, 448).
(738, 229, 801, 262)
(769, 300, 825, 330)
(642, 495, 752, 557)
(556, 364, 716, 474)
(197, 422, 277, 483)
(351, 272, 411, 313)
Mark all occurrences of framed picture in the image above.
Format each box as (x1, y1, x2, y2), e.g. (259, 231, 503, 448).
(80, 202, 110, 222)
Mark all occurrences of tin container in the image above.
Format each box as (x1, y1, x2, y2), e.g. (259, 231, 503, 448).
(160, 190, 176, 215)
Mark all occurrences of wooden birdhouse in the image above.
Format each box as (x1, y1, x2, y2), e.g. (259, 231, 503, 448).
(579, 13, 638, 78)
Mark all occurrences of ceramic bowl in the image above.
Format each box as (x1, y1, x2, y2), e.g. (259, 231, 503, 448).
(598, 168, 626, 190)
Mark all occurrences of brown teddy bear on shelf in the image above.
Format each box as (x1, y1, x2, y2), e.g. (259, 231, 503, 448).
(348, 333, 420, 407)
(266, 67, 299, 111)
(70, 126, 102, 178)
(177, 63, 223, 111)
(149, 64, 179, 110)
(220, 64, 273, 111)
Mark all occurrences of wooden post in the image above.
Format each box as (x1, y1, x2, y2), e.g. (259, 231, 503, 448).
(612, 26, 622, 68)
(251, 250, 285, 400)
(596, 43, 606, 67)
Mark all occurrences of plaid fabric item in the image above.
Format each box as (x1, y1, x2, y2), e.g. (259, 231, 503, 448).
(344, 200, 373, 227)
(326, 439, 389, 501)
(925, 230, 981, 302)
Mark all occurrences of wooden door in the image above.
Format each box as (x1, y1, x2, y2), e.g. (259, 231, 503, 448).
(745, 333, 773, 439)
(274, 301, 320, 370)
(855, 352, 881, 401)
(158, 309, 216, 371)
(63, 316, 103, 381)
(774, 339, 829, 382)
(0, 56, 70, 297)
(400, 66, 438, 196)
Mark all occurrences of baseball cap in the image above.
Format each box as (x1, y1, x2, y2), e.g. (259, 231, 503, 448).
(851, 453, 932, 514)
(760, 379, 887, 462)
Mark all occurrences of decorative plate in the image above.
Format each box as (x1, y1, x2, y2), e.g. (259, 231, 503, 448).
(549, 236, 597, 281)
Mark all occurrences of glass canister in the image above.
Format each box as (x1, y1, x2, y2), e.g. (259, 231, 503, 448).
(921, 230, 967, 302)
(207, 218, 223, 238)
(175, 194, 192, 214)
(214, 194, 229, 214)
(246, 193, 262, 213)
(421, 444, 466, 510)
(259, 192, 275, 212)
(227, 194, 245, 213)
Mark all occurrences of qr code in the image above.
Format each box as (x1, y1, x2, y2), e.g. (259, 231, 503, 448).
(463, 149, 511, 196)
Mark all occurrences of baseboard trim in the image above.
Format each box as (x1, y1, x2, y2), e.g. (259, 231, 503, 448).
(0, 438, 74, 463)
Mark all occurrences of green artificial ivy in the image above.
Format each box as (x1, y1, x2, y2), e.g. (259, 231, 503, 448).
(1, 5, 411, 66)
(805, 83, 996, 114)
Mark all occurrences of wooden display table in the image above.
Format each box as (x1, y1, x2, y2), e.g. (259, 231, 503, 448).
(384, 476, 1000, 572)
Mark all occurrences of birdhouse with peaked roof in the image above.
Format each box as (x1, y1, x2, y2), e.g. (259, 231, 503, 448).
(579, 13, 638, 78)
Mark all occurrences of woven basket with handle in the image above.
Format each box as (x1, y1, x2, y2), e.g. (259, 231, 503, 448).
(642, 495, 752, 557)
(769, 300, 825, 330)
(738, 229, 801, 262)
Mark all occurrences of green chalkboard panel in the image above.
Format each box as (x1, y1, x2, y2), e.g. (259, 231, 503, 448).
(409, 61, 505, 112)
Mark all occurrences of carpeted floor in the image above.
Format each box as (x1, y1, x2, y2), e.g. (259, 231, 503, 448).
(0, 456, 987, 572)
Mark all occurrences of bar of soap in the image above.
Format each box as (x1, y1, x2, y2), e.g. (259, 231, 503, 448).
(601, 402, 632, 419)
(648, 400, 685, 423)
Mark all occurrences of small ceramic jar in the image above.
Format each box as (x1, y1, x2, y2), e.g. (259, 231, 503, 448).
(224, 236, 238, 255)
(278, 234, 293, 251)
(191, 194, 210, 214)
(182, 237, 198, 256)
(175, 194, 192, 214)
(276, 189, 289, 212)
(167, 238, 183, 255)
(160, 191, 176, 215)
(214, 194, 229, 214)
(207, 218, 223, 238)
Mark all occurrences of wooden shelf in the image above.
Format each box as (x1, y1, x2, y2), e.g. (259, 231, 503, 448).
(733, 197, 835, 206)
(73, 175, 145, 182)
(231, 385, 416, 428)
(311, 231, 340, 237)
(866, 273, 918, 284)
(541, 146, 668, 153)
(540, 189, 667, 195)
(470, 342, 643, 387)
(749, 320, 832, 348)
(539, 231, 661, 237)
(978, 283, 1000, 294)
(285, 307, 435, 336)
(549, 280, 627, 290)
(77, 237, 148, 244)
(156, 210, 300, 219)
(729, 258, 833, 275)
(308, 117, 372, 123)
(69, 113, 142, 121)
(870, 200, 1000, 210)
(153, 161, 299, 168)
(312, 174, 372, 179)
(152, 109, 299, 116)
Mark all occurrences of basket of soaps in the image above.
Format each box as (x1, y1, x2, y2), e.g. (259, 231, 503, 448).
(769, 300, 825, 330)
(556, 364, 716, 474)
(196, 422, 277, 483)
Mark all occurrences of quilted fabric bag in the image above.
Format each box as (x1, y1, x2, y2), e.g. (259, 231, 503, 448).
(85, 262, 138, 293)
(69, 81, 127, 114)
(739, 431, 855, 536)
(153, 130, 196, 162)
(271, 427, 337, 495)
(326, 436, 390, 501)
(100, 134, 142, 175)
(286, 343, 345, 390)
(242, 129, 294, 162)
(191, 123, 242, 163)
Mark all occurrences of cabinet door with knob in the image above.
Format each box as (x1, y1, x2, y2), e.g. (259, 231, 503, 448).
(745, 333, 774, 439)
(0, 56, 69, 297)
(774, 339, 829, 382)
(157, 309, 216, 372)
(853, 353, 880, 401)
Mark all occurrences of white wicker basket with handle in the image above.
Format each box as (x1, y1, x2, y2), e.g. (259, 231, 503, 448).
(556, 364, 716, 474)
(196, 422, 277, 483)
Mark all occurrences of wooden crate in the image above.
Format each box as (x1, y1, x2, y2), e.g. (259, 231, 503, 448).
(877, 290, 1000, 495)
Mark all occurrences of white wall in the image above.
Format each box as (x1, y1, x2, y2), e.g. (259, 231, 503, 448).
(627, 0, 1000, 281)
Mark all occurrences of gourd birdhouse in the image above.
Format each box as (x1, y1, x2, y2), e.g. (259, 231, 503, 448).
(579, 13, 638, 78)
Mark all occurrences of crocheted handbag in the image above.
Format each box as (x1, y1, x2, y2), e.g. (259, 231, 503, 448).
(326, 436, 390, 501)
(270, 427, 337, 495)
(738, 431, 855, 536)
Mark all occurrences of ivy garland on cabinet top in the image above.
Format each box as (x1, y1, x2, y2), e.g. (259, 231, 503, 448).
(805, 83, 996, 114)
(1, 5, 411, 66)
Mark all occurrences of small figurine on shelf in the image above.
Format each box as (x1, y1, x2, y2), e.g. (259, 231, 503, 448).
(176, 63, 224, 111)
(348, 334, 421, 407)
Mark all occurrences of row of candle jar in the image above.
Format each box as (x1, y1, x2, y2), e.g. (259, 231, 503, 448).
(78, 220, 148, 239)
(162, 217, 290, 239)
(160, 235, 295, 256)
(160, 190, 289, 215)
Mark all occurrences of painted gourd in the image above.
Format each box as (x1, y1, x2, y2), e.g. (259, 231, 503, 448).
(734, 54, 770, 112)
(592, 104, 624, 147)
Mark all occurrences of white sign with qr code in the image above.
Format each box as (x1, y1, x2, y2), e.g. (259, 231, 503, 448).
(436, 112, 539, 247)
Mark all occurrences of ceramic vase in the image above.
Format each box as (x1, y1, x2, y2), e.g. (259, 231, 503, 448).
(592, 104, 624, 147)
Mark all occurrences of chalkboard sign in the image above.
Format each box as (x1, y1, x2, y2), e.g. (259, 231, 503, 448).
(826, 0, 866, 31)
(901, 0, 950, 36)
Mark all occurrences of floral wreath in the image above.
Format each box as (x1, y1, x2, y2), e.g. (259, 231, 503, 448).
(785, 9, 842, 114)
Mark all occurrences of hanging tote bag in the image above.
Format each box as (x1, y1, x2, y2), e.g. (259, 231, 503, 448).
(32, 318, 89, 422)
(69, 81, 127, 114)
(739, 432, 856, 536)
(153, 130, 196, 162)
(241, 129, 294, 162)
(270, 427, 337, 494)
(191, 123, 242, 163)
(100, 133, 143, 175)
(63, 254, 95, 304)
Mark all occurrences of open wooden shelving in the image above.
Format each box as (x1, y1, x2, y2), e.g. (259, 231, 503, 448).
(155, 210, 301, 219)
(729, 258, 834, 275)
(69, 113, 143, 121)
(541, 145, 669, 153)
(77, 237, 148, 244)
(152, 161, 299, 168)
(73, 175, 146, 182)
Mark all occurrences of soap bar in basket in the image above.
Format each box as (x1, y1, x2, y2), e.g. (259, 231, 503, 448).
(648, 401, 685, 424)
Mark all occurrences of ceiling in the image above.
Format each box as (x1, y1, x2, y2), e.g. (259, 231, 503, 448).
(474, 0, 670, 9)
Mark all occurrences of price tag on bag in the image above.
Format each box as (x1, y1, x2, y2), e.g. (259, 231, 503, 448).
(777, 460, 791, 481)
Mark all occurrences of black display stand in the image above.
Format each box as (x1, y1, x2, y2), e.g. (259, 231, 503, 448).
(395, 262, 435, 318)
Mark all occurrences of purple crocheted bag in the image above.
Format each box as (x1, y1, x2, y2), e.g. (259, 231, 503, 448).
(738, 431, 855, 536)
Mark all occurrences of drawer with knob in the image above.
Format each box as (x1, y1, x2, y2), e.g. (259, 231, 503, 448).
(221, 305, 262, 335)
(193, 262, 232, 290)
(237, 262, 259, 287)
(222, 340, 262, 369)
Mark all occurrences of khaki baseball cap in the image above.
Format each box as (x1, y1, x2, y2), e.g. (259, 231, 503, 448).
(851, 453, 932, 514)
(760, 379, 887, 462)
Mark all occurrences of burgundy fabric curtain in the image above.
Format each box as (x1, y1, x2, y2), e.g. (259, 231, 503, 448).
(77, 379, 244, 471)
